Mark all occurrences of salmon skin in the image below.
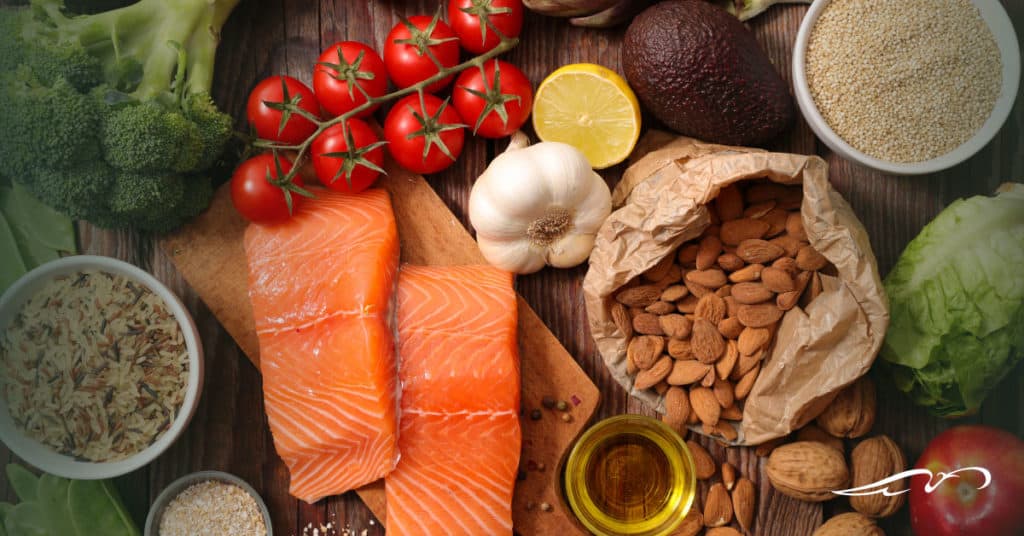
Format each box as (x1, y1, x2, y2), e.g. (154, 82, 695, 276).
(386, 265, 521, 535)
(244, 187, 400, 503)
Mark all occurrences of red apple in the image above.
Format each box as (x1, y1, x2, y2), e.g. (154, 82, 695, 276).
(910, 425, 1024, 536)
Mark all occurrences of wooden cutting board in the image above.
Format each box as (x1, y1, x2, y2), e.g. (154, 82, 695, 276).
(160, 159, 600, 536)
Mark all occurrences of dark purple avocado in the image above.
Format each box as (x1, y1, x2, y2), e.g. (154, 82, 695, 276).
(622, 0, 795, 146)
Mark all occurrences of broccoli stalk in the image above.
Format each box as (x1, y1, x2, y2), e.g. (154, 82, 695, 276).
(0, 0, 240, 233)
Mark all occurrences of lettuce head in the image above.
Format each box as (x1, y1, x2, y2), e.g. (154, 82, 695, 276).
(881, 183, 1024, 417)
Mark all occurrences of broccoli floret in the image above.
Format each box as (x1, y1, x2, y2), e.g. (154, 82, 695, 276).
(0, 0, 240, 233)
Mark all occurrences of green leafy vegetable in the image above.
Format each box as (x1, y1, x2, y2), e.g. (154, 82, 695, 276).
(1, 465, 139, 536)
(0, 183, 77, 294)
(0, 213, 27, 292)
(0, 0, 240, 233)
(881, 183, 1024, 417)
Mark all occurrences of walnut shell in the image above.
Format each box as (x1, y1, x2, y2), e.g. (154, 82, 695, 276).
(766, 441, 849, 502)
(850, 435, 907, 518)
(813, 512, 884, 536)
(817, 376, 876, 439)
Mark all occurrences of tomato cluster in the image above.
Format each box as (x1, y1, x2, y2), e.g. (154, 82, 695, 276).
(232, 1, 531, 224)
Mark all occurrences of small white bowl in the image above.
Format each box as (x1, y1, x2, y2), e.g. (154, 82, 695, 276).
(793, 0, 1021, 175)
(145, 471, 272, 536)
(0, 255, 204, 480)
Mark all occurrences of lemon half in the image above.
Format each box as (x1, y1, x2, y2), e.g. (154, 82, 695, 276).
(532, 63, 642, 170)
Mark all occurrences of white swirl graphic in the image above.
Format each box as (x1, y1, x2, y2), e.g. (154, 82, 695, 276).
(832, 467, 992, 497)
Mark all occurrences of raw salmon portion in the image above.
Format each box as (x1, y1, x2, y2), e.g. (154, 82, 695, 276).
(245, 188, 399, 503)
(386, 265, 521, 536)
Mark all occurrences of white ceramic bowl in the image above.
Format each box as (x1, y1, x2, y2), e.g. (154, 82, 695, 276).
(145, 471, 272, 536)
(0, 255, 204, 480)
(793, 0, 1021, 175)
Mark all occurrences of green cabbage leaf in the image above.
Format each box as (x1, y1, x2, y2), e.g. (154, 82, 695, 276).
(881, 183, 1024, 417)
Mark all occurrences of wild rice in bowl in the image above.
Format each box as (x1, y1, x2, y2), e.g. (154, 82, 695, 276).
(0, 270, 189, 462)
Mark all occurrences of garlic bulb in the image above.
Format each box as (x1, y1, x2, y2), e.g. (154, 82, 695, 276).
(469, 132, 612, 274)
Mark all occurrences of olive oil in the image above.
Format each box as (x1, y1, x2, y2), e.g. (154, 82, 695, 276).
(564, 415, 697, 536)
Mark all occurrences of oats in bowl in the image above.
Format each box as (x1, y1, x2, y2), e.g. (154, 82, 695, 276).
(0, 269, 189, 462)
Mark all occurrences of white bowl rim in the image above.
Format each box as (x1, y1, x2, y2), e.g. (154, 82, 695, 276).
(792, 0, 1021, 175)
(0, 255, 204, 480)
(144, 470, 273, 536)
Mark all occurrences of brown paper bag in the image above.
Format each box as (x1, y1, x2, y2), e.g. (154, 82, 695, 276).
(583, 135, 889, 445)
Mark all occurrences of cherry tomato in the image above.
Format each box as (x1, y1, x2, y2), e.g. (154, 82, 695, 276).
(384, 94, 466, 174)
(311, 119, 386, 194)
(448, 0, 524, 54)
(246, 76, 321, 144)
(383, 15, 460, 93)
(230, 154, 307, 224)
(313, 41, 389, 118)
(453, 60, 533, 138)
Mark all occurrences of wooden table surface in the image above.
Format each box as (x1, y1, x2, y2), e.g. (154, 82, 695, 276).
(2, 1, 1022, 535)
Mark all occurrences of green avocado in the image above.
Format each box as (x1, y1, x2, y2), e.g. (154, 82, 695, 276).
(622, 0, 795, 146)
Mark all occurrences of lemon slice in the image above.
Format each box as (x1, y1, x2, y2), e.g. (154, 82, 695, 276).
(532, 63, 642, 169)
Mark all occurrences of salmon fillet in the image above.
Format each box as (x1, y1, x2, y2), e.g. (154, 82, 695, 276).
(245, 188, 399, 503)
(386, 265, 521, 535)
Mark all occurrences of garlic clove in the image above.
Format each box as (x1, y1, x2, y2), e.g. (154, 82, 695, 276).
(547, 233, 598, 268)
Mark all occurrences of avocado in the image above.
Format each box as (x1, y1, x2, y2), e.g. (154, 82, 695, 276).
(622, 0, 795, 146)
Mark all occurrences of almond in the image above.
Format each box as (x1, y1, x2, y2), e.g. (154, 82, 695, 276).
(723, 295, 739, 317)
(721, 218, 770, 245)
(738, 327, 772, 355)
(702, 224, 721, 239)
(627, 335, 664, 370)
(761, 266, 795, 293)
(690, 386, 721, 425)
(654, 381, 670, 395)
(734, 350, 763, 379)
(733, 477, 756, 533)
(616, 285, 662, 307)
(668, 360, 710, 386)
(770, 234, 806, 257)
(713, 378, 735, 408)
(651, 264, 683, 289)
(802, 270, 824, 306)
(850, 435, 906, 518)
(667, 338, 694, 360)
(715, 184, 744, 221)
(796, 245, 829, 271)
(611, 302, 633, 339)
(692, 318, 726, 363)
(696, 235, 723, 270)
(731, 282, 774, 304)
(813, 513, 884, 536)
(676, 294, 700, 313)
(761, 207, 789, 237)
(736, 239, 785, 264)
(660, 284, 689, 302)
(743, 200, 776, 219)
(766, 441, 850, 502)
(777, 289, 801, 311)
(718, 316, 744, 339)
(687, 406, 700, 425)
(714, 284, 732, 298)
(662, 386, 690, 432)
(754, 436, 787, 458)
(717, 252, 745, 271)
(796, 424, 845, 453)
(786, 211, 808, 241)
(659, 314, 692, 339)
(632, 313, 664, 335)
(728, 263, 764, 283)
(677, 243, 699, 266)
(684, 279, 713, 298)
(675, 507, 704, 536)
(643, 254, 677, 283)
(772, 256, 800, 276)
(703, 483, 733, 527)
(686, 269, 728, 289)
(644, 300, 676, 315)
(634, 355, 673, 390)
(687, 439, 716, 480)
(746, 182, 789, 203)
(695, 294, 727, 325)
(706, 528, 743, 536)
(734, 363, 760, 400)
(720, 403, 743, 420)
(817, 377, 876, 439)
(716, 340, 739, 380)
(737, 302, 784, 328)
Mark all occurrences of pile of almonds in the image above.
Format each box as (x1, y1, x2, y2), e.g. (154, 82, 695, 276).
(611, 181, 836, 441)
(673, 440, 757, 536)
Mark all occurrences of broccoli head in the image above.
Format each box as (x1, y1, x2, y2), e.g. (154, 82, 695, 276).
(0, 0, 240, 233)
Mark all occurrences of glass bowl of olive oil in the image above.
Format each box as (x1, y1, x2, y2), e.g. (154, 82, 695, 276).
(564, 415, 697, 536)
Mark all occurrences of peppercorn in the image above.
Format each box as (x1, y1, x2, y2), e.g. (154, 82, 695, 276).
(541, 396, 556, 409)
(530, 409, 542, 421)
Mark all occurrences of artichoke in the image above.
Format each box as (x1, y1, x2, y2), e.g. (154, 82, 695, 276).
(523, 0, 811, 28)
